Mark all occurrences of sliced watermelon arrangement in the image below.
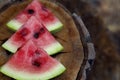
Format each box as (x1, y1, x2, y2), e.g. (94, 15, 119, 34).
(7, 0, 63, 33)
(2, 16, 63, 55)
(1, 0, 65, 79)
(0, 40, 66, 80)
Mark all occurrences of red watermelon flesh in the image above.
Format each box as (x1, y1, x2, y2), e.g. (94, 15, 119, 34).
(7, 0, 63, 33)
(2, 16, 63, 55)
(0, 40, 66, 80)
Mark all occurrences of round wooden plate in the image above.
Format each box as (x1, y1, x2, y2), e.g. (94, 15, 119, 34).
(0, 0, 84, 80)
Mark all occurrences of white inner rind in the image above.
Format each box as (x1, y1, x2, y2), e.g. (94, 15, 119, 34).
(44, 42, 64, 55)
(0, 63, 66, 80)
(2, 41, 18, 53)
(7, 19, 23, 31)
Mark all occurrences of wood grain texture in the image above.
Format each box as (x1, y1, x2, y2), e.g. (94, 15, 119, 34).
(0, 0, 84, 80)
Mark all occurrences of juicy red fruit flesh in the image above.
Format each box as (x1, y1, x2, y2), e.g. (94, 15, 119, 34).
(39, 11, 54, 22)
(32, 50, 43, 67)
(41, 6, 48, 12)
(9, 41, 58, 73)
(15, 8, 35, 23)
(33, 27, 45, 39)
(14, 28, 30, 42)
(5, 16, 59, 55)
(39, 5, 54, 21)
(15, 0, 55, 24)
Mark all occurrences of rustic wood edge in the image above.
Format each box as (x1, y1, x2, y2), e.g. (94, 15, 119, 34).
(73, 13, 96, 80)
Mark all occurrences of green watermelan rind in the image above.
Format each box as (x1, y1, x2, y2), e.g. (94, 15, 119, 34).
(7, 19, 23, 31)
(2, 41, 63, 55)
(46, 21, 63, 33)
(7, 19, 63, 33)
(45, 42, 64, 55)
(2, 41, 18, 53)
(0, 63, 66, 80)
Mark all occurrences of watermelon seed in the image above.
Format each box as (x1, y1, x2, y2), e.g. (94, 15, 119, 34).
(34, 32, 40, 39)
(35, 50, 41, 56)
(14, 28, 30, 41)
(39, 27, 45, 34)
(28, 9, 34, 14)
(33, 28, 45, 39)
(32, 60, 41, 67)
(19, 28, 29, 36)
(32, 50, 41, 67)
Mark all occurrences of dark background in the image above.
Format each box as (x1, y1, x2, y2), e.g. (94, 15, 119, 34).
(56, 0, 120, 80)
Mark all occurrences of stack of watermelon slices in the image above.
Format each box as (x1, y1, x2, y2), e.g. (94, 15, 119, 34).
(2, 16, 64, 55)
(7, 0, 63, 33)
(0, 0, 66, 80)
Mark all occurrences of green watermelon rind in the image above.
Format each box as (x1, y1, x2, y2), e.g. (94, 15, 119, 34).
(0, 63, 66, 80)
(7, 19, 63, 33)
(7, 19, 23, 31)
(2, 41, 63, 55)
(2, 41, 18, 53)
(45, 42, 64, 55)
(47, 21, 63, 33)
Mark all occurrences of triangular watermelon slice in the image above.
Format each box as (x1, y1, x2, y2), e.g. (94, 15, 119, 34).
(2, 16, 63, 55)
(7, 0, 63, 33)
(0, 40, 66, 80)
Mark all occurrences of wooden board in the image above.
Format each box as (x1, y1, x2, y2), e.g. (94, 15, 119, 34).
(0, 0, 84, 80)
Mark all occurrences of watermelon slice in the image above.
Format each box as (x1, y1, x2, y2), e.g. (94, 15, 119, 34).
(0, 40, 66, 80)
(7, 0, 63, 33)
(2, 16, 63, 55)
